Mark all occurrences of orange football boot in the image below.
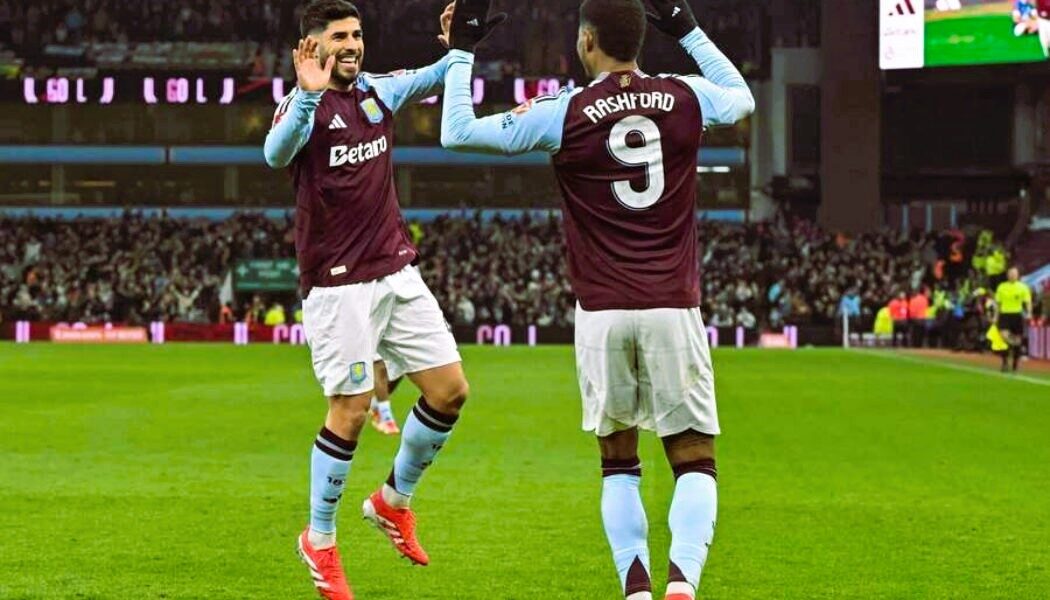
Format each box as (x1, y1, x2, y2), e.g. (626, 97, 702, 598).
(297, 529, 354, 600)
(361, 489, 430, 565)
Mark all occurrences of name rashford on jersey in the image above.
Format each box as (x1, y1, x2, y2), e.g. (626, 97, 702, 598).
(441, 28, 754, 311)
(553, 73, 703, 310)
(440, 14, 755, 600)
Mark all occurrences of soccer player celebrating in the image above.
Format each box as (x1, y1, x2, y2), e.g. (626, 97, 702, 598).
(995, 267, 1033, 372)
(441, 1, 754, 598)
(264, 2, 470, 598)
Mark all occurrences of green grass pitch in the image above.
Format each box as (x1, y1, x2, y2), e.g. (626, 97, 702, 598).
(2, 344, 1049, 598)
(925, 3, 1047, 67)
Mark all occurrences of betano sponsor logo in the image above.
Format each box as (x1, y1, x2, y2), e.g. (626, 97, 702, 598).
(329, 136, 389, 167)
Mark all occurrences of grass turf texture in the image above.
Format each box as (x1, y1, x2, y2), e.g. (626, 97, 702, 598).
(2, 344, 1049, 599)
(924, 3, 1047, 67)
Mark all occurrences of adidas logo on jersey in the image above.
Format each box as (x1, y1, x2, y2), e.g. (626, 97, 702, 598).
(329, 114, 348, 130)
(672, 6, 681, 17)
(467, 18, 480, 26)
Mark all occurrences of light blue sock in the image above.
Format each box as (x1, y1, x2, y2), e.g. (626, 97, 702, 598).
(668, 472, 718, 591)
(309, 427, 355, 534)
(601, 461, 651, 598)
(386, 398, 457, 498)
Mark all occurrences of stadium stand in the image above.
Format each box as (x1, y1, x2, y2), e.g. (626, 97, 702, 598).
(0, 0, 782, 77)
(2, 210, 1039, 341)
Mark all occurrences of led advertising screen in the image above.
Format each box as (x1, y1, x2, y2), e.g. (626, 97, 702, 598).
(881, 0, 1050, 69)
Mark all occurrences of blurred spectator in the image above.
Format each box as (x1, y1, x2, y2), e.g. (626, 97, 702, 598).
(264, 302, 286, 326)
(219, 302, 235, 323)
(1041, 281, 1050, 321)
(908, 288, 929, 347)
(837, 286, 861, 336)
(888, 292, 909, 347)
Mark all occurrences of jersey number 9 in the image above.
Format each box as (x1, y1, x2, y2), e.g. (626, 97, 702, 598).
(607, 115, 666, 211)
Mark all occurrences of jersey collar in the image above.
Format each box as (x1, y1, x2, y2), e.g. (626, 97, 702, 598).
(590, 69, 649, 87)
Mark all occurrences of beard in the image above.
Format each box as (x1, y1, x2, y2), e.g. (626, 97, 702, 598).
(320, 48, 362, 87)
(330, 65, 357, 86)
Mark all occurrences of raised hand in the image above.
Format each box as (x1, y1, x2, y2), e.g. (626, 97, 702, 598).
(448, 0, 508, 53)
(438, 2, 454, 49)
(645, 0, 698, 39)
(292, 37, 335, 92)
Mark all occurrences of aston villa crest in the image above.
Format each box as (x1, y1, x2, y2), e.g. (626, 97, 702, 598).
(619, 74, 632, 89)
(360, 98, 384, 125)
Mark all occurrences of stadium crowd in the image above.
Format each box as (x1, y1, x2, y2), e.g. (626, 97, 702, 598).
(2, 211, 1045, 343)
(0, 212, 292, 325)
(0, 0, 778, 78)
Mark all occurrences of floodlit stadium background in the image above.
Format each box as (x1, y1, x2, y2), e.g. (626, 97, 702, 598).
(2, 1, 1050, 598)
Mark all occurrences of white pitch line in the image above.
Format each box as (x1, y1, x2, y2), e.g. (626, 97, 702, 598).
(858, 350, 1050, 388)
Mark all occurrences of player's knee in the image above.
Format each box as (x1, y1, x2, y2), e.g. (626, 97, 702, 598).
(428, 379, 469, 415)
(328, 395, 370, 432)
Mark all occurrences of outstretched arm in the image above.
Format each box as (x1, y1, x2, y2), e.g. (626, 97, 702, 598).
(677, 27, 756, 126)
(364, 56, 453, 114)
(363, 2, 455, 114)
(646, 0, 754, 126)
(440, 50, 571, 155)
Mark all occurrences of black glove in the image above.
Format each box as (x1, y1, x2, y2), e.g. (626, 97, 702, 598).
(449, 0, 508, 52)
(645, 0, 698, 40)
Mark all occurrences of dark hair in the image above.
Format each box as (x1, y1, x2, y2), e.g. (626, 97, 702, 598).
(580, 0, 647, 62)
(301, 0, 361, 37)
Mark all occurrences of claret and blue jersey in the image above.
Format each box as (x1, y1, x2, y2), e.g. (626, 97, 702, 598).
(264, 56, 451, 295)
(440, 27, 754, 311)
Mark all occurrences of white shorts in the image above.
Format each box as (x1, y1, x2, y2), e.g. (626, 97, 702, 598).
(302, 265, 460, 397)
(373, 353, 407, 382)
(1040, 18, 1050, 56)
(575, 304, 719, 438)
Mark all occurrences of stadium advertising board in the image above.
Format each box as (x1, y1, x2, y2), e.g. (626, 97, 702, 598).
(233, 259, 299, 292)
(50, 325, 148, 343)
(13, 75, 575, 106)
(12, 321, 815, 349)
(880, 0, 1050, 69)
